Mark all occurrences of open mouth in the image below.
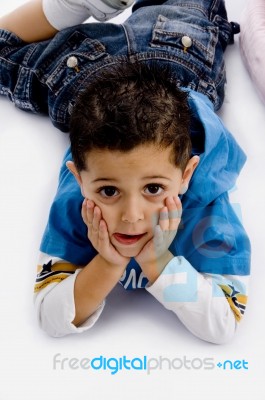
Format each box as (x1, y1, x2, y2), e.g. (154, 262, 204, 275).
(113, 233, 147, 245)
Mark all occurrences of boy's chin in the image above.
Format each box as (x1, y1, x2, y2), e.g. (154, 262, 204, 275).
(115, 246, 142, 259)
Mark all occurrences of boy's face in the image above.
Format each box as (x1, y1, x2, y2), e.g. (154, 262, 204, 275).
(68, 144, 198, 258)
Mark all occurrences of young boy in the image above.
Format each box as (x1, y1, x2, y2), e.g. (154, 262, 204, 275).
(0, 0, 250, 343)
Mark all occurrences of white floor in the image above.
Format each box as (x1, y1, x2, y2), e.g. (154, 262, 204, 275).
(0, 1, 264, 398)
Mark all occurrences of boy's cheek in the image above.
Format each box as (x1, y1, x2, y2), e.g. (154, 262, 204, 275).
(97, 207, 115, 230)
(82, 195, 112, 226)
(84, 195, 106, 212)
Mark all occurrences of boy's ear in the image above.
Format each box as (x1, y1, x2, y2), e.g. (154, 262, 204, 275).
(66, 161, 84, 193)
(181, 155, 200, 192)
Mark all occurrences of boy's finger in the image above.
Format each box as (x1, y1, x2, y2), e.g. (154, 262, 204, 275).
(85, 199, 95, 225)
(167, 196, 182, 230)
(159, 206, 169, 231)
(81, 199, 88, 224)
(159, 197, 182, 231)
(166, 196, 182, 217)
(153, 225, 164, 246)
(92, 206, 101, 232)
(98, 220, 109, 246)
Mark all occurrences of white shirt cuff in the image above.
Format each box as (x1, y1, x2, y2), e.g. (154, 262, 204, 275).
(35, 269, 105, 337)
(146, 256, 237, 344)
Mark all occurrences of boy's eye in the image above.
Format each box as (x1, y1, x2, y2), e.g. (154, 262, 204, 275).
(144, 184, 164, 196)
(99, 186, 119, 197)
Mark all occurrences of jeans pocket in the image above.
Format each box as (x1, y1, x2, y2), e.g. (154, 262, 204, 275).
(150, 14, 218, 70)
(44, 31, 107, 95)
(213, 14, 233, 49)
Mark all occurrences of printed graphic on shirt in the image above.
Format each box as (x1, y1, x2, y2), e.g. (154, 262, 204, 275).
(119, 261, 149, 290)
(34, 260, 78, 293)
(119, 268, 148, 290)
(219, 284, 247, 322)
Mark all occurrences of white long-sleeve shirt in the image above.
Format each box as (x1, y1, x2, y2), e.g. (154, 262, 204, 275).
(34, 252, 249, 343)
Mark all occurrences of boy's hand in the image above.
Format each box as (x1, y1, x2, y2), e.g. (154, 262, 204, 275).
(81, 199, 130, 268)
(135, 196, 182, 283)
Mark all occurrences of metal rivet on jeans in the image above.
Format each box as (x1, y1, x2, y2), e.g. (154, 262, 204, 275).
(67, 56, 78, 68)
(181, 36, 192, 52)
(67, 56, 80, 72)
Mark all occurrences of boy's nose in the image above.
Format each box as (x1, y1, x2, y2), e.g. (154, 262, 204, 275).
(121, 198, 144, 223)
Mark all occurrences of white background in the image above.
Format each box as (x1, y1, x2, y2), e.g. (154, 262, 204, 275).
(0, 1, 265, 398)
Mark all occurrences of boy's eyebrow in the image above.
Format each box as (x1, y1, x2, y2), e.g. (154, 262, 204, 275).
(91, 177, 118, 183)
(91, 175, 172, 183)
(142, 175, 172, 181)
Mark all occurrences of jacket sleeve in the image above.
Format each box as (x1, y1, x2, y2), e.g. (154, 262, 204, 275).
(146, 256, 249, 344)
(34, 252, 105, 337)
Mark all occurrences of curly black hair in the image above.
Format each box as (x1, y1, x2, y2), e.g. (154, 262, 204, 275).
(70, 61, 192, 171)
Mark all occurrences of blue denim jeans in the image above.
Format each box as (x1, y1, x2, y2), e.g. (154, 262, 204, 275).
(0, 0, 235, 132)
